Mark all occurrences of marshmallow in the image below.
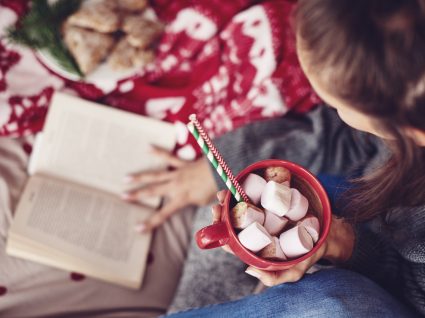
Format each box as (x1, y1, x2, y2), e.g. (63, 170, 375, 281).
(259, 236, 287, 261)
(260, 181, 292, 217)
(241, 173, 267, 205)
(285, 188, 309, 221)
(279, 225, 313, 258)
(264, 166, 291, 185)
(238, 222, 273, 253)
(298, 215, 320, 243)
(263, 210, 289, 236)
(230, 202, 265, 229)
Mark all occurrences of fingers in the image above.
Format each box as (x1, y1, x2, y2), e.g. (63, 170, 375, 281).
(123, 182, 170, 201)
(125, 169, 176, 185)
(245, 265, 307, 287)
(216, 190, 227, 204)
(221, 244, 234, 254)
(150, 145, 186, 168)
(211, 204, 222, 223)
(211, 204, 233, 254)
(135, 200, 184, 232)
(245, 267, 277, 286)
(244, 243, 328, 286)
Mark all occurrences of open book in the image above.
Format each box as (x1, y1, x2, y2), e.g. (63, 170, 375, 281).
(6, 92, 177, 289)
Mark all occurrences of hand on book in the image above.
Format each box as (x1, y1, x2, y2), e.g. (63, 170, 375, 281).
(123, 146, 218, 232)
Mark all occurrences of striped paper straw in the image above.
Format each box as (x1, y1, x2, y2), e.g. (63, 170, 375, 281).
(187, 114, 250, 203)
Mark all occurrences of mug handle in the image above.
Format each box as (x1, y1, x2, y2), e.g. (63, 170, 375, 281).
(196, 222, 230, 249)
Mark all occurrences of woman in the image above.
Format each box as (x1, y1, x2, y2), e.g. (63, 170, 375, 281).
(162, 0, 425, 316)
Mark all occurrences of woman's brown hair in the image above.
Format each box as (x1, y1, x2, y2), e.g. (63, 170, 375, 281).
(296, 0, 425, 221)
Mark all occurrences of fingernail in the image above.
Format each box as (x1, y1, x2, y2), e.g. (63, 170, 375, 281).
(123, 175, 134, 184)
(245, 268, 261, 279)
(148, 145, 156, 153)
(121, 193, 133, 201)
(134, 223, 147, 233)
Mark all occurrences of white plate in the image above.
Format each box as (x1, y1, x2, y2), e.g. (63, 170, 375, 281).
(36, 49, 141, 92)
(36, 7, 159, 93)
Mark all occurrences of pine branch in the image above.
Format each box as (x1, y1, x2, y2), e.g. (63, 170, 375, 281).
(6, 0, 83, 77)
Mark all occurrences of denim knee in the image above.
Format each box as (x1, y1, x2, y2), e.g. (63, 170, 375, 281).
(165, 269, 417, 318)
(262, 269, 416, 318)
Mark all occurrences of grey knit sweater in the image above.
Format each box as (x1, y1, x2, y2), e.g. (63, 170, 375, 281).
(209, 106, 425, 315)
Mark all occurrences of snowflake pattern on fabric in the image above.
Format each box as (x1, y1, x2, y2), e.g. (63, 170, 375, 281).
(1, 87, 53, 136)
(0, 43, 20, 93)
(0, 0, 320, 158)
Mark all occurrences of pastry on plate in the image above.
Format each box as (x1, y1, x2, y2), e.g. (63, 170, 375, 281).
(122, 14, 163, 48)
(63, 24, 115, 74)
(108, 38, 154, 70)
(67, 0, 120, 33)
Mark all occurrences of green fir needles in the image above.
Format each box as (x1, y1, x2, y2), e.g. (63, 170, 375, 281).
(7, 0, 83, 76)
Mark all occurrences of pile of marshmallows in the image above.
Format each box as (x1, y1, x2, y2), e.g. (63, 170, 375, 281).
(232, 166, 320, 260)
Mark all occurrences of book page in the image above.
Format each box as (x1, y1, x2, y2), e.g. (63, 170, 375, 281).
(8, 175, 152, 287)
(30, 93, 177, 206)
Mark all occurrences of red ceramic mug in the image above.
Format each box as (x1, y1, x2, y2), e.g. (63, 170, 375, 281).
(196, 159, 332, 271)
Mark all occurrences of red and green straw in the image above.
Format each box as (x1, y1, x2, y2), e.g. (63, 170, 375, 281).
(187, 114, 250, 203)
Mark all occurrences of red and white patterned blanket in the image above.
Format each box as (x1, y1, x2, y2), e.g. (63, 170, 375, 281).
(0, 0, 319, 159)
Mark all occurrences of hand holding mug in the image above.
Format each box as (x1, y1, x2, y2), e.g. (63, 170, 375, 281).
(244, 216, 355, 286)
(212, 189, 355, 286)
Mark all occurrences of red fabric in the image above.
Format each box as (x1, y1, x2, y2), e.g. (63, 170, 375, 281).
(0, 42, 20, 92)
(0, 0, 320, 159)
(0, 0, 28, 16)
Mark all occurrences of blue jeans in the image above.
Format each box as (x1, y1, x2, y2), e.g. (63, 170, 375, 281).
(165, 269, 417, 318)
